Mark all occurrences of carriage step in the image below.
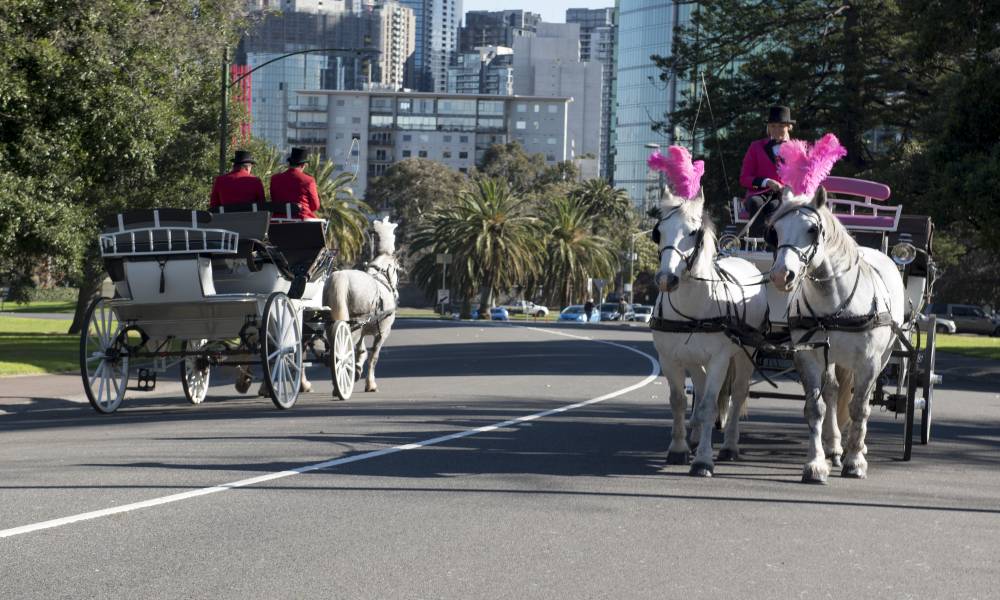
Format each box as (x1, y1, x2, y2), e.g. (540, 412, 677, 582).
(136, 368, 157, 391)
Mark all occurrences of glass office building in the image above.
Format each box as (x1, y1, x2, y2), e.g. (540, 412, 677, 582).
(613, 0, 693, 209)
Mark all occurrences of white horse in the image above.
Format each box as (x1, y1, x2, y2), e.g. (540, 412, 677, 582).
(768, 187, 904, 482)
(650, 186, 769, 477)
(324, 217, 400, 394)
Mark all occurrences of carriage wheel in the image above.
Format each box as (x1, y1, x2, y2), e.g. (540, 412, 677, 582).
(181, 339, 211, 405)
(260, 292, 302, 410)
(920, 316, 937, 444)
(331, 321, 356, 401)
(79, 297, 129, 414)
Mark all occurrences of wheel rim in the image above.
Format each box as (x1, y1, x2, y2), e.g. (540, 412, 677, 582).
(921, 317, 937, 444)
(182, 339, 211, 404)
(332, 321, 355, 400)
(263, 293, 301, 409)
(80, 299, 129, 413)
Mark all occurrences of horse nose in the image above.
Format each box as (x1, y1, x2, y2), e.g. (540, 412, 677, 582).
(784, 271, 795, 287)
(657, 273, 679, 292)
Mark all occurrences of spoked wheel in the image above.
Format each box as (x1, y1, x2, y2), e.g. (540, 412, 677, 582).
(920, 316, 937, 444)
(330, 321, 356, 401)
(181, 339, 211, 405)
(260, 292, 302, 409)
(79, 297, 129, 414)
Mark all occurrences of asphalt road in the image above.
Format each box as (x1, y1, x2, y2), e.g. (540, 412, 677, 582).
(1, 320, 998, 599)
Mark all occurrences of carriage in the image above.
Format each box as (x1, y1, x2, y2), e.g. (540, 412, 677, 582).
(719, 176, 941, 460)
(79, 203, 359, 413)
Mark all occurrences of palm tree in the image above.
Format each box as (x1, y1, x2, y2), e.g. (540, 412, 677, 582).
(305, 151, 372, 264)
(571, 178, 634, 235)
(539, 196, 618, 307)
(410, 178, 540, 317)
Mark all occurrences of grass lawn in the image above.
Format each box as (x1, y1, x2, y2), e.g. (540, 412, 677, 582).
(0, 316, 77, 376)
(0, 300, 76, 314)
(934, 333, 1000, 361)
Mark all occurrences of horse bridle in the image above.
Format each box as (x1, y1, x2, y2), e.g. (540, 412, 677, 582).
(765, 205, 823, 280)
(652, 206, 705, 273)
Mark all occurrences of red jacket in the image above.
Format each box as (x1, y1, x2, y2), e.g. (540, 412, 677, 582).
(269, 167, 320, 219)
(209, 169, 265, 209)
(739, 138, 785, 194)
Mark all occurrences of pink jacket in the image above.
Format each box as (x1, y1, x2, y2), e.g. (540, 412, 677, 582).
(739, 138, 784, 193)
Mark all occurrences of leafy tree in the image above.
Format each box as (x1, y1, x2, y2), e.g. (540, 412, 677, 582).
(570, 178, 634, 236)
(538, 196, 617, 307)
(304, 152, 371, 265)
(410, 178, 541, 317)
(478, 141, 580, 194)
(0, 0, 248, 330)
(364, 157, 470, 243)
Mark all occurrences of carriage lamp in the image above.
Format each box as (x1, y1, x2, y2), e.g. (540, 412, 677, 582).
(717, 234, 741, 255)
(891, 241, 917, 265)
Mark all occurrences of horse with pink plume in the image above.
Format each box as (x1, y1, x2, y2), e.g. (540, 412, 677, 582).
(647, 146, 768, 476)
(767, 133, 905, 483)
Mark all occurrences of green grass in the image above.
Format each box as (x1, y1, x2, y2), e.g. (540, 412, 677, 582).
(934, 333, 1000, 361)
(0, 300, 76, 314)
(0, 316, 77, 376)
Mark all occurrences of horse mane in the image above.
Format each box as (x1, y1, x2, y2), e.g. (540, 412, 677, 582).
(768, 199, 859, 279)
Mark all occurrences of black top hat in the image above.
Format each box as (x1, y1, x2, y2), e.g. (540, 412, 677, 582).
(287, 147, 309, 165)
(766, 106, 795, 124)
(232, 150, 256, 165)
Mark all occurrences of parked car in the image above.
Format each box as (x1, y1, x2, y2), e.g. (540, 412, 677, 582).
(559, 305, 601, 323)
(631, 304, 653, 324)
(914, 312, 956, 334)
(599, 302, 634, 321)
(925, 303, 999, 336)
(502, 300, 549, 318)
(465, 306, 510, 321)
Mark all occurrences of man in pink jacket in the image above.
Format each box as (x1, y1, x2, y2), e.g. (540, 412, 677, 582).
(739, 106, 795, 222)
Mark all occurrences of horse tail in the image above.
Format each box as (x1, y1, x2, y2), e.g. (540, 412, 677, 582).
(835, 365, 853, 429)
(326, 272, 351, 322)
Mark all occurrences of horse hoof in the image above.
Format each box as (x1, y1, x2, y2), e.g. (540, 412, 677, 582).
(666, 451, 690, 465)
(365, 385, 378, 393)
(841, 464, 868, 479)
(300, 380, 313, 393)
(829, 455, 843, 468)
(689, 462, 714, 477)
(801, 472, 828, 485)
(717, 448, 739, 462)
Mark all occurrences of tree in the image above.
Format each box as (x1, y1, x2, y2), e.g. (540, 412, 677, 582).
(570, 178, 634, 236)
(364, 157, 470, 244)
(409, 178, 541, 317)
(0, 0, 248, 331)
(538, 196, 617, 307)
(478, 141, 580, 194)
(303, 152, 371, 265)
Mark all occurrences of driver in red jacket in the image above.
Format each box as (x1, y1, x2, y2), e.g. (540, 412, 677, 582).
(209, 150, 265, 210)
(739, 105, 795, 223)
(269, 147, 320, 219)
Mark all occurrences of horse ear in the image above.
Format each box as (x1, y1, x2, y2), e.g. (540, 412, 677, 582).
(691, 187, 705, 209)
(813, 186, 827, 208)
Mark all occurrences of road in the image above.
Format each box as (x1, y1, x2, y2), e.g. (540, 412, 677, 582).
(1, 320, 998, 599)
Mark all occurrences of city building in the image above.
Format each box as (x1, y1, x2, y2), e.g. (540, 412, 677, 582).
(288, 89, 571, 197)
(238, 1, 415, 152)
(513, 23, 603, 179)
(613, 0, 694, 210)
(446, 46, 514, 95)
(566, 7, 617, 180)
(458, 10, 541, 53)
(398, 0, 462, 92)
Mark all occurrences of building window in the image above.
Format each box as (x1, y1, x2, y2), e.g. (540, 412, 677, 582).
(418, 150, 428, 158)
(515, 120, 526, 130)
(444, 135, 452, 142)
(548, 104, 558, 114)
(534, 104, 540, 113)
(458, 151, 468, 159)
(402, 150, 412, 157)
(419, 133, 430, 142)
(547, 137, 557, 145)
(443, 151, 452, 159)
(402, 134, 412, 141)
(516, 103, 527, 113)
(459, 167, 468, 173)
(459, 135, 469, 143)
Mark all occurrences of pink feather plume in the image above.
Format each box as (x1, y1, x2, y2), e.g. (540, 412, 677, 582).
(646, 146, 704, 200)
(777, 133, 847, 197)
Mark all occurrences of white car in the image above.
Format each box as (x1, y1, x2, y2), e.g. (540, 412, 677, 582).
(631, 304, 653, 323)
(916, 312, 956, 334)
(503, 301, 549, 318)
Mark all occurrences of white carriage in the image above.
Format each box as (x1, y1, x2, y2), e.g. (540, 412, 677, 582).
(720, 176, 940, 460)
(79, 204, 357, 413)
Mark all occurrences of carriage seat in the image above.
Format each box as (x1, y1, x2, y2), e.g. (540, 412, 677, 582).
(210, 201, 301, 220)
(99, 209, 236, 256)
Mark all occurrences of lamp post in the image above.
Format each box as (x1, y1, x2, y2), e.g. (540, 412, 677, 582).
(219, 46, 381, 174)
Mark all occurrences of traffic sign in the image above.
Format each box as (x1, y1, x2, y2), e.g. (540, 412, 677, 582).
(437, 289, 450, 304)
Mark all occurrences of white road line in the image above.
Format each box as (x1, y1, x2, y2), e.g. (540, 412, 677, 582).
(0, 328, 660, 540)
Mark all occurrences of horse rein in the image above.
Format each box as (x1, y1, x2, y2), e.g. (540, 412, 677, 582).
(653, 206, 705, 273)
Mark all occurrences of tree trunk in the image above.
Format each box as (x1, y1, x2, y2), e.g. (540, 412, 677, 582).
(68, 257, 104, 335)
(477, 275, 492, 319)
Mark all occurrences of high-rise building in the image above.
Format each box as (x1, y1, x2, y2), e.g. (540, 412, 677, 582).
(458, 10, 540, 53)
(613, 0, 694, 209)
(289, 90, 571, 197)
(567, 7, 616, 180)
(238, 1, 415, 152)
(514, 23, 603, 179)
(398, 0, 462, 92)
(446, 46, 514, 95)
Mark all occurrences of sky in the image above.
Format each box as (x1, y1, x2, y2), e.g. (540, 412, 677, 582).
(460, 0, 614, 24)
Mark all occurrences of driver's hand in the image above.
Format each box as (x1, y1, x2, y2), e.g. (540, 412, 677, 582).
(766, 179, 782, 191)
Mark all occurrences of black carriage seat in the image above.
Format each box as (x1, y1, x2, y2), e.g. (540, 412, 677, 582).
(266, 221, 330, 298)
(210, 202, 301, 220)
(208, 211, 270, 247)
(100, 209, 232, 254)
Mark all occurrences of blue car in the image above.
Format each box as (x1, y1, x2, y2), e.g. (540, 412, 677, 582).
(558, 305, 601, 323)
(469, 307, 509, 321)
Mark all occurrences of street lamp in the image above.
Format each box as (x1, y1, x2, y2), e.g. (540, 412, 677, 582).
(627, 229, 652, 305)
